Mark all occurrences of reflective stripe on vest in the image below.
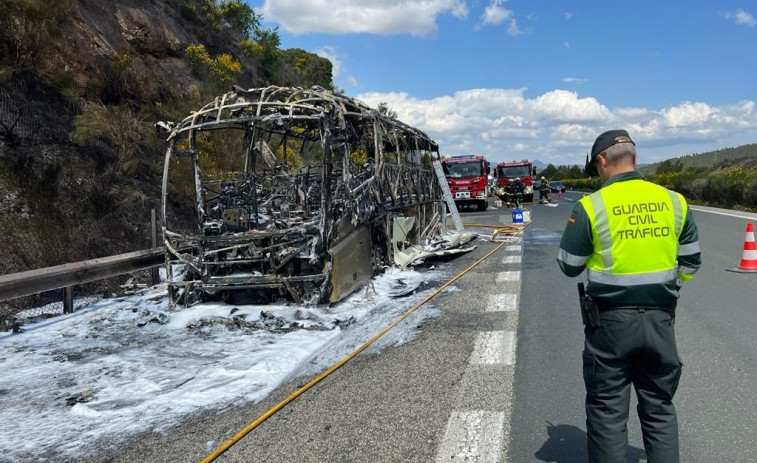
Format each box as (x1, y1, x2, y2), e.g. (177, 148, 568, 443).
(579, 179, 687, 287)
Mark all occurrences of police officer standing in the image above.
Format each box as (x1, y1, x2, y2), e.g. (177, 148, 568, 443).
(556, 130, 701, 462)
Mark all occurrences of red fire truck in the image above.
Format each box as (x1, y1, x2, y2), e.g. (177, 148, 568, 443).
(495, 159, 535, 203)
(441, 155, 490, 211)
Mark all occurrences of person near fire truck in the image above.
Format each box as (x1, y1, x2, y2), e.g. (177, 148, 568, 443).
(538, 176, 549, 202)
(506, 177, 524, 208)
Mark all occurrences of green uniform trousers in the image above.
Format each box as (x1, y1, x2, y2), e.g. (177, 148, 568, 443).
(583, 308, 683, 463)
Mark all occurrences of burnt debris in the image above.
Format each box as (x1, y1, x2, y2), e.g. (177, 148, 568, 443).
(159, 86, 447, 306)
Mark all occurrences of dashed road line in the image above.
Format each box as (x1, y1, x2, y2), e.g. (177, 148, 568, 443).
(487, 293, 517, 312)
(496, 271, 520, 282)
(500, 255, 521, 264)
(436, 411, 506, 462)
(469, 331, 517, 365)
(436, 237, 523, 462)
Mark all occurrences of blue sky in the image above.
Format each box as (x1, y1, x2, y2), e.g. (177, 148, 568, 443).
(247, 1, 756, 166)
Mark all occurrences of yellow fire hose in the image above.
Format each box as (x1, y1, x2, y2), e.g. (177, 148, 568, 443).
(463, 221, 532, 241)
(200, 236, 512, 462)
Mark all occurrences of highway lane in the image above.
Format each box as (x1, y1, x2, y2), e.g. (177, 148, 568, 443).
(84, 199, 525, 462)
(210, 202, 524, 462)
(510, 191, 757, 462)
(81, 194, 757, 462)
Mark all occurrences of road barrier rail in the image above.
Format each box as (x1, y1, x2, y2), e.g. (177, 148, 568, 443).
(0, 247, 166, 331)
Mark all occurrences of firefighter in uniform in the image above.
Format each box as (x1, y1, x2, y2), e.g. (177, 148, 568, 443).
(506, 177, 525, 207)
(556, 129, 701, 463)
(538, 176, 550, 202)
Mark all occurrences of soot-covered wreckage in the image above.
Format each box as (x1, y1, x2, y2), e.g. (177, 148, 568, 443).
(160, 86, 473, 305)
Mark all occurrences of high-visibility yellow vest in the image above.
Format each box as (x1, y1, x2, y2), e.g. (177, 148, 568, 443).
(579, 178, 687, 287)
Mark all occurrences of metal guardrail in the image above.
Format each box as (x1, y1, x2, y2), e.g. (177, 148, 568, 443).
(0, 209, 166, 323)
(0, 247, 165, 314)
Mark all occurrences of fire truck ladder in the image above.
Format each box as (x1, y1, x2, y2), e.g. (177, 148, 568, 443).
(432, 160, 465, 232)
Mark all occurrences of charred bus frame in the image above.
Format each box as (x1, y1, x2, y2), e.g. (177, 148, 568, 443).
(160, 86, 444, 305)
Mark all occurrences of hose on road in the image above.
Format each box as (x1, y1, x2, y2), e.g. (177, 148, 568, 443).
(200, 235, 513, 462)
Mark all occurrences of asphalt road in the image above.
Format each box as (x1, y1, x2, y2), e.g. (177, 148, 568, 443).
(85, 193, 757, 462)
(511, 192, 757, 463)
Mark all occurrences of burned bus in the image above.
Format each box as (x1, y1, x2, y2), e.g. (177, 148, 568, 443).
(159, 86, 445, 305)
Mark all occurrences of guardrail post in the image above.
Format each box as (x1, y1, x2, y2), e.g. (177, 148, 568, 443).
(151, 208, 159, 286)
(64, 286, 74, 314)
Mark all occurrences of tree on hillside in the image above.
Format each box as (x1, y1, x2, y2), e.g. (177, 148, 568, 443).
(378, 102, 398, 119)
(542, 163, 557, 179)
(252, 26, 281, 71)
(568, 165, 583, 178)
(656, 159, 683, 174)
(273, 48, 333, 89)
(218, 0, 259, 38)
(640, 143, 757, 175)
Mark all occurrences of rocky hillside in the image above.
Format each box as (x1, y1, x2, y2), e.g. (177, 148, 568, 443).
(0, 0, 333, 275)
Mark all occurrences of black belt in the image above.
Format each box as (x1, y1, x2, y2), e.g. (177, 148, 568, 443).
(595, 301, 677, 313)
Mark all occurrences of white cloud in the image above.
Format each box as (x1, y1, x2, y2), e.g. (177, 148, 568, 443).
(564, 41, 570, 50)
(533, 90, 610, 122)
(552, 124, 595, 141)
(478, 0, 513, 27)
(721, 9, 757, 27)
(662, 102, 714, 127)
(564, 12, 573, 20)
(506, 19, 524, 36)
(346, 75, 359, 87)
(614, 107, 651, 119)
(356, 88, 757, 165)
(562, 77, 588, 84)
(313, 46, 342, 78)
(262, 0, 469, 36)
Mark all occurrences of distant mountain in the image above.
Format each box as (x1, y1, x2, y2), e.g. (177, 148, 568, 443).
(638, 143, 757, 175)
(532, 160, 547, 170)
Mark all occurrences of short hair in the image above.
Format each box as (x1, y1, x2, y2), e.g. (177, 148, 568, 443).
(602, 142, 636, 167)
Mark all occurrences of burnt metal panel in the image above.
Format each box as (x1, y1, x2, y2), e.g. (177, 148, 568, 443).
(328, 225, 373, 303)
(159, 86, 443, 305)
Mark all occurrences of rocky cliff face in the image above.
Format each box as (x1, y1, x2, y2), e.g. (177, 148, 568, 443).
(54, 0, 266, 100)
(0, 0, 270, 274)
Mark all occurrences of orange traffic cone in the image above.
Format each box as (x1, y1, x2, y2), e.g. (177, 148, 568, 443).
(727, 222, 757, 273)
(558, 190, 563, 199)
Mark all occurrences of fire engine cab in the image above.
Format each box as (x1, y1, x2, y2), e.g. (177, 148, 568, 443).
(495, 159, 535, 203)
(441, 155, 490, 211)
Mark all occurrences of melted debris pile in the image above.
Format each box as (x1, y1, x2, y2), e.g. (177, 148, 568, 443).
(184, 309, 355, 334)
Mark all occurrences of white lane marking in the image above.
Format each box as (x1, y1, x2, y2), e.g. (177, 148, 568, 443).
(469, 331, 516, 365)
(435, 410, 506, 463)
(436, 238, 522, 463)
(690, 206, 757, 221)
(496, 271, 520, 282)
(500, 255, 521, 264)
(487, 293, 517, 312)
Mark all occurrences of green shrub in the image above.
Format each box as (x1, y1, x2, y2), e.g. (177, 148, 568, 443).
(218, 0, 259, 38)
(563, 177, 601, 192)
(185, 43, 241, 86)
(564, 167, 757, 212)
(174, 0, 259, 38)
(0, 0, 75, 67)
(71, 103, 154, 169)
(273, 48, 333, 89)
